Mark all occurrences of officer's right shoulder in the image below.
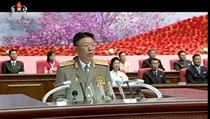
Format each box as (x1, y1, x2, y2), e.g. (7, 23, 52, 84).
(59, 60, 74, 68)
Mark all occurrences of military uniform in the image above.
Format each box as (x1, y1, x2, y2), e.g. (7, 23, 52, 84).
(174, 60, 192, 70)
(53, 57, 115, 103)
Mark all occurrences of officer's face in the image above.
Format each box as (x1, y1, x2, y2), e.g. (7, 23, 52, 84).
(151, 60, 159, 70)
(9, 51, 18, 61)
(193, 56, 201, 66)
(179, 52, 186, 60)
(149, 50, 156, 58)
(113, 60, 120, 71)
(74, 37, 96, 62)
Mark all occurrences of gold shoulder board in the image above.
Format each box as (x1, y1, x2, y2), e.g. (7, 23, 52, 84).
(59, 60, 74, 67)
(94, 59, 109, 66)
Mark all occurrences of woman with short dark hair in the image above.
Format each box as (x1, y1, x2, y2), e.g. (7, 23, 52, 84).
(110, 57, 129, 86)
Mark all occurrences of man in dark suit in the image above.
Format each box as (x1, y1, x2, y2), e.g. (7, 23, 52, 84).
(1, 49, 24, 74)
(143, 58, 166, 84)
(174, 51, 192, 70)
(186, 54, 208, 84)
(142, 49, 165, 70)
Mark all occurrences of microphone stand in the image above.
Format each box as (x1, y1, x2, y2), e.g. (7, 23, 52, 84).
(125, 81, 135, 98)
(98, 83, 106, 100)
(89, 83, 97, 102)
(116, 81, 125, 99)
(107, 81, 116, 100)
(42, 80, 71, 103)
(80, 82, 88, 103)
(135, 87, 145, 101)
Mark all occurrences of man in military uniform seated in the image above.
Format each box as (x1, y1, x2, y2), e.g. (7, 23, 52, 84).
(142, 49, 165, 70)
(174, 51, 192, 70)
(53, 32, 115, 103)
(143, 58, 166, 84)
(186, 54, 208, 84)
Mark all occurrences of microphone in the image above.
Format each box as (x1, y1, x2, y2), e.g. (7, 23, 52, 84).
(89, 83, 97, 102)
(80, 82, 88, 102)
(124, 81, 135, 98)
(116, 81, 125, 99)
(125, 80, 163, 99)
(54, 80, 71, 87)
(42, 80, 71, 103)
(72, 90, 78, 103)
(135, 87, 145, 100)
(123, 79, 144, 84)
(107, 81, 116, 100)
(98, 83, 106, 100)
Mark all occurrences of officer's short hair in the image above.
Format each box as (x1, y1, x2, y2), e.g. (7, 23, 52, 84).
(72, 32, 95, 46)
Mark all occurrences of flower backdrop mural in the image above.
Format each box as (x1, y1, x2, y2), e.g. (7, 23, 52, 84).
(0, 12, 208, 55)
(1, 12, 174, 46)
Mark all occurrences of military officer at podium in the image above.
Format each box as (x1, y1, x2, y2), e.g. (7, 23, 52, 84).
(53, 32, 115, 103)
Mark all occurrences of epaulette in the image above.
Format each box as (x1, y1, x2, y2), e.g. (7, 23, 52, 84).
(59, 60, 74, 67)
(93, 59, 109, 66)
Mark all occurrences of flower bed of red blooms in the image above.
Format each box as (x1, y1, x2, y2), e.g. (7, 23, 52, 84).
(0, 15, 207, 56)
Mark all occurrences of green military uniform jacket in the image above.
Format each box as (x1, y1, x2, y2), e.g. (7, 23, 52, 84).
(53, 57, 115, 103)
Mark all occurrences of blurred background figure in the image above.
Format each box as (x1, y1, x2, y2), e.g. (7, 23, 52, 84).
(119, 51, 132, 72)
(186, 54, 208, 84)
(1, 49, 24, 74)
(142, 48, 165, 70)
(174, 50, 192, 71)
(43, 51, 59, 74)
(110, 57, 129, 86)
(143, 58, 166, 84)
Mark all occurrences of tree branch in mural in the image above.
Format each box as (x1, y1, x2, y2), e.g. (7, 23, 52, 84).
(3, 12, 169, 46)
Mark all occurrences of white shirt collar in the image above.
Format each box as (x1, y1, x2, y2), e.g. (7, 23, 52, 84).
(78, 58, 91, 70)
(10, 60, 16, 64)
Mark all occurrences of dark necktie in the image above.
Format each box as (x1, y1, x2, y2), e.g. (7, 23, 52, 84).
(153, 71, 157, 76)
(12, 62, 15, 66)
(84, 64, 89, 74)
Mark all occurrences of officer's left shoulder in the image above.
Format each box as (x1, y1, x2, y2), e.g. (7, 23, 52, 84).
(94, 59, 109, 66)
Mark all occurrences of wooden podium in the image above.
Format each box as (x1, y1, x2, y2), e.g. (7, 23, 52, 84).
(0, 91, 207, 119)
(0, 94, 47, 110)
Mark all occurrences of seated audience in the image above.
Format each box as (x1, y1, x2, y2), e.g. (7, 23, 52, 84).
(143, 58, 166, 84)
(110, 57, 129, 86)
(1, 49, 24, 74)
(186, 54, 208, 84)
(119, 51, 132, 72)
(142, 48, 165, 70)
(174, 50, 192, 70)
(43, 51, 59, 74)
